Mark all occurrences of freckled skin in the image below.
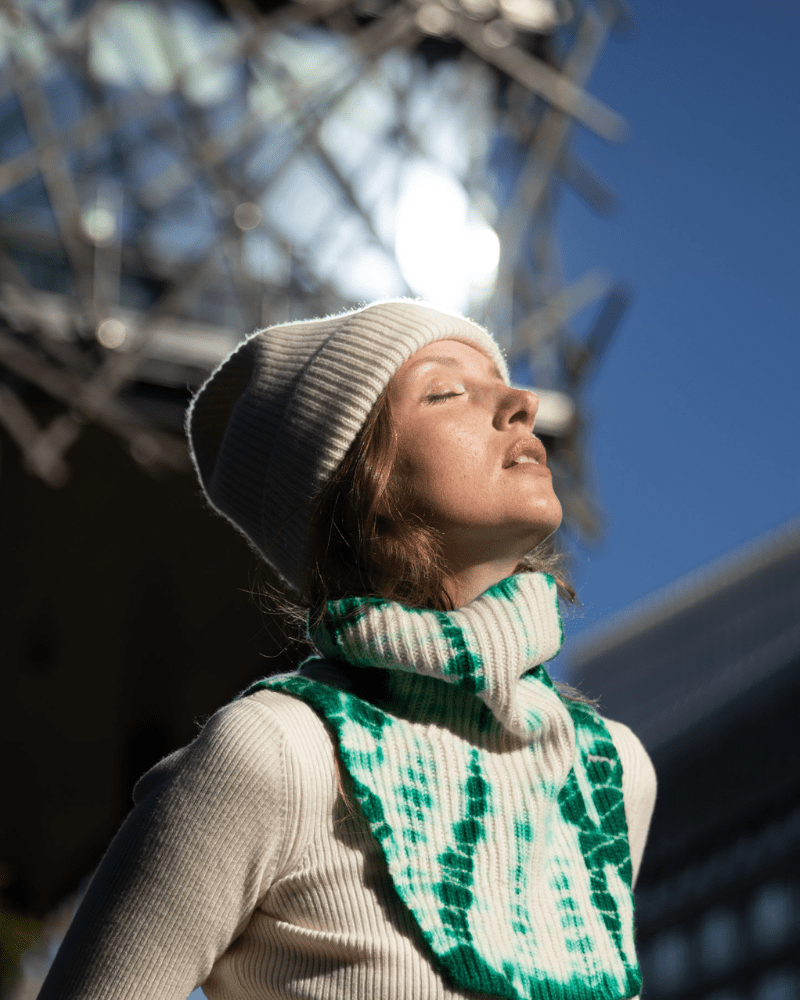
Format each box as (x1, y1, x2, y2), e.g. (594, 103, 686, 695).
(387, 340, 563, 605)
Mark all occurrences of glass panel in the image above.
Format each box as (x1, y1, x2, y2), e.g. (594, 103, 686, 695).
(650, 929, 690, 994)
(751, 882, 795, 950)
(754, 969, 799, 1000)
(698, 907, 739, 974)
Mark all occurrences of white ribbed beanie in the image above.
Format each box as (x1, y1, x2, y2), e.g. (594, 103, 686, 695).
(186, 299, 509, 596)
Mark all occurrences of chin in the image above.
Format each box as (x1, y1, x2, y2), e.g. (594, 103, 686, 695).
(524, 498, 563, 550)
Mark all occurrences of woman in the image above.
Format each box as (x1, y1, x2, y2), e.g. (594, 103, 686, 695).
(40, 299, 656, 1000)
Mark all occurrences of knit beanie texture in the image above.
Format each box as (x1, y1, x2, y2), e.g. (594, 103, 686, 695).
(186, 299, 509, 595)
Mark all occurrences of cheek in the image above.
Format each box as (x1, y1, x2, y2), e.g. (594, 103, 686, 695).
(398, 430, 490, 513)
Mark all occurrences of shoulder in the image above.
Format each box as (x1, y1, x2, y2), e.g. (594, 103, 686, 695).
(601, 716, 658, 884)
(602, 716, 657, 799)
(128, 687, 339, 880)
(134, 687, 336, 806)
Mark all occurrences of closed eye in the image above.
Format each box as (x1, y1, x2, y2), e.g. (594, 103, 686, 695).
(426, 392, 464, 404)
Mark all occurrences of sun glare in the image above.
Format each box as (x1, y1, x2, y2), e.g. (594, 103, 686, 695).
(395, 159, 500, 313)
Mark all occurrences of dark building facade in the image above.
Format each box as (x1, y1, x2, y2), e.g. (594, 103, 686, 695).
(569, 520, 800, 1000)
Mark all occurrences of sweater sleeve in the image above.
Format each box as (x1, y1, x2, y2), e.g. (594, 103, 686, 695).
(603, 717, 658, 888)
(38, 695, 298, 1000)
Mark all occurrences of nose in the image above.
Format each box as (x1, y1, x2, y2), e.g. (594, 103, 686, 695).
(493, 384, 538, 431)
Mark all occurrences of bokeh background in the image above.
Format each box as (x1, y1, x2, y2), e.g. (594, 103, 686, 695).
(1, 0, 798, 997)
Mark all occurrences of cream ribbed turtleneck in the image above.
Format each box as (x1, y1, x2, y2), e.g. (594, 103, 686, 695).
(40, 575, 657, 1000)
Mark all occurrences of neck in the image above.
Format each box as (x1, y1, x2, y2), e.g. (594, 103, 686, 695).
(443, 558, 520, 607)
(438, 528, 550, 608)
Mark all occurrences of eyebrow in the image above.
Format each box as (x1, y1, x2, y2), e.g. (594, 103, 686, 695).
(405, 354, 504, 382)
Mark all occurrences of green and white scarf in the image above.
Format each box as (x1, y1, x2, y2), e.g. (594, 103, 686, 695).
(245, 573, 641, 1000)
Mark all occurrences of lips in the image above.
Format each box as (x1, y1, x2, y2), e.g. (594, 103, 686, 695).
(503, 436, 548, 469)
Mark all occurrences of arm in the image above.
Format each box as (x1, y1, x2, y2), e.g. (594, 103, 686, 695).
(39, 696, 295, 1000)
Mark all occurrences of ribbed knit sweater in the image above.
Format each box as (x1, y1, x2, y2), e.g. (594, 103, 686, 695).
(39, 576, 657, 1000)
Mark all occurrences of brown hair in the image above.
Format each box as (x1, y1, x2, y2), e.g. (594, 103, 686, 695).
(303, 388, 577, 612)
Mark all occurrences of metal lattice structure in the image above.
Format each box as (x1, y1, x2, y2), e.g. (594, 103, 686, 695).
(0, 0, 631, 538)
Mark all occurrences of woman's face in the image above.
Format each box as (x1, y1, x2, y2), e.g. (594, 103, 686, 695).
(387, 339, 562, 568)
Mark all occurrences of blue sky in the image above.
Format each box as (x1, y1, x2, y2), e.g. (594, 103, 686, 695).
(554, 1, 800, 650)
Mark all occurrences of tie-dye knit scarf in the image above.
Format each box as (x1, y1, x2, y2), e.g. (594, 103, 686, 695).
(245, 573, 641, 1000)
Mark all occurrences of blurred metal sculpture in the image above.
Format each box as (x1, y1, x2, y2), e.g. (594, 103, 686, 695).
(0, 0, 631, 537)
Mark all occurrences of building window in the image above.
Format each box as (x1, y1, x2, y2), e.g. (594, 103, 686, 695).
(751, 882, 795, 951)
(649, 929, 690, 994)
(754, 969, 799, 1000)
(698, 907, 739, 975)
